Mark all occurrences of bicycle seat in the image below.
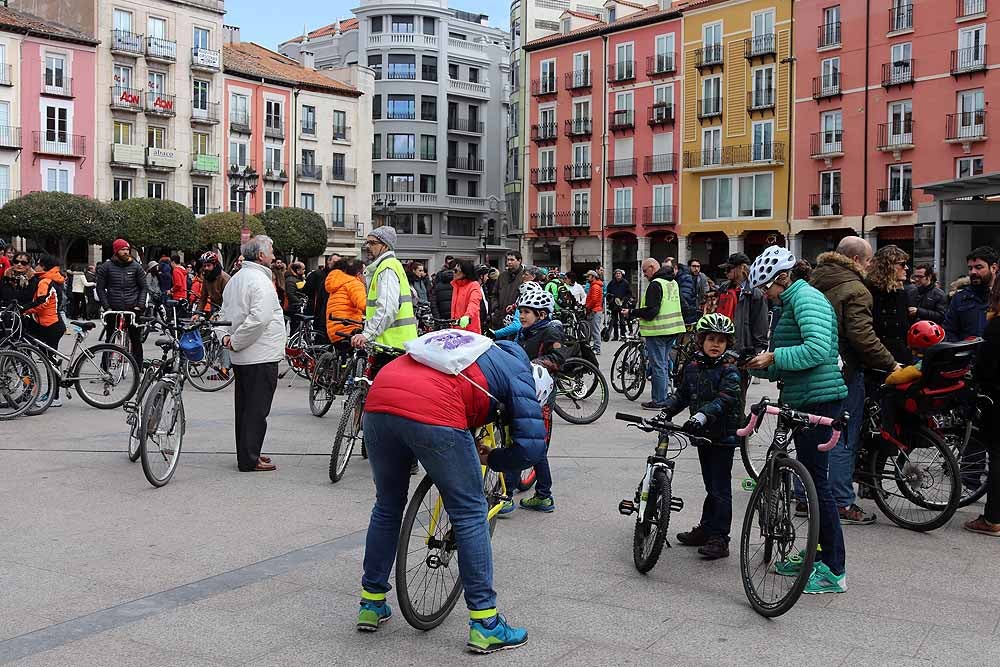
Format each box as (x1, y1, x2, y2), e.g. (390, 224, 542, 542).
(71, 320, 96, 331)
(290, 313, 314, 321)
(155, 337, 174, 350)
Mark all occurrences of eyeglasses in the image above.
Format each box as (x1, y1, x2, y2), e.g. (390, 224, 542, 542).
(11, 259, 29, 266)
(894, 261, 908, 267)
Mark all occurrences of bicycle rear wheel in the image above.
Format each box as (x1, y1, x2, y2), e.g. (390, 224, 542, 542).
(72, 343, 139, 409)
(957, 427, 989, 508)
(329, 387, 366, 482)
(610, 344, 629, 394)
(621, 346, 647, 403)
(14, 343, 55, 416)
(309, 353, 338, 417)
(740, 457, 819, 618)
(395, 475, 465, 631)
(553, 358, 609, 425)
(184, 336, 234, 392)
(0, 349, 42, 420)
(633, 467, 672, 573)
(139, 380, 185, 487)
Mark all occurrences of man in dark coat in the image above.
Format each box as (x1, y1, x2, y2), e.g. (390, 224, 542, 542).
(944, 246, 997, 341)
(492, 251, 526, 329)
(96, 238, 147, 365)
(907, 264, 947, 324)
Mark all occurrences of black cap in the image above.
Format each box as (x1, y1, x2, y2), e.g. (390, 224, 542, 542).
(720, 252, 750, 270)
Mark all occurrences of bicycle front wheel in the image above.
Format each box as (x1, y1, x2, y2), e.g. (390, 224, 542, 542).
(610, 344, 629, 393)
(633, 467, 672, 573)
(621, 346, 647, 403)
(14, 343, 56, 416)
(329, 387, 366, 482)
(309, 353, 338, 417)
(184, 336, 234, 392)
(553, 358, 609, 425)
(957, 426, 989, 508)
(395, 474, 465, 631)
(72, 343, 139, 409)
(739, 416, 784, 481)
(139, 380, 185, 487)
(0, 349, 42, 420)
(740, 456, 819, 618)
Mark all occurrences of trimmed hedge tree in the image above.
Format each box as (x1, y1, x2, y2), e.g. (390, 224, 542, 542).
(258, 207, 328, 260)
(0, 192, 115, 267)
(108, 198, 199, 259)
(197, 211, 264, 268)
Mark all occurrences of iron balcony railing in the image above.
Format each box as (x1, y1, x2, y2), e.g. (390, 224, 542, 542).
(606, 158, 636, 178)
(43, 74, 73, 97)
(812, 74, 841, 99)
(0, 64, 12, 86)
(946, 111, 987, 140)
(747, 88, 775, 111)
(744, 34, 776, 59)
(889, 3, 914, 32)
(385, 110, 416, 120)
(818, 22, 841, 48)
(695, 44, 724, 69)
(957, 0, 987, 18)
(386, 149, 416, 159)
(554, 211, 590, 227)
(809, 192, 842, 216)
(683, 142, 785, 168)
(264, 118, 285, 138)
(647, 53, 675, 76)
(648, 103, 674, 126)
(447, 116, 484, 133)
(643, 205, 676, 225)
(386, 69, 417, 80)
(145, 91, 176, 115)
(882, 59, 914, 87)
(564, 69, 592, 89)
(810, 131, 844, 156)
(33, 131, 86, 157)
(565, 118, 592, 136)
(447, 155, 485, 172)
(698, 97, 723, 119)
(876, 120, 915, 150)
(531, 76, 558, 95)
(609, 110, 635, 130)
(110, 29, 144, 55)
(644, 154, 676, 174)
(146, 36, 177, 61)
(296, 164, 323, 180)
(951, 45, 987, 75)
(262, 164, 289, 181)
(0, 125, 21, 148)
(230, 111, 251, 133)
(328, 166, 357, 183)
(607, 61, 636, 82)
(877, 186, 913, 212)
(0, 189, 21, 206)
(110, 86, 143, 111)
(564, 163, 592, 181)
(530, 166, 557, 185)
(607, 207, 636, 226)
(531, 122, 559, 142)
(192, 101, 220, 123)
(333, 125, 350, 141)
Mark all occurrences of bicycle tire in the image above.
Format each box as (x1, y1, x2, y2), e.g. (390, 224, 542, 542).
(309, 353, 337, 418)
(553, 357, 609, 425)
(71, 343, 139, 409)
(633, 467, 672, 573)
(740, 456, 819, 618)
(870, 426, 961, 532)
(517, 467, 537, 492)
(329, 387, 365, 483)
(622, 345, 647, 403)
(957, 427, 989, 508)
(14, 343, 55, 416)
(395, 474, 466, 631)
(610, 344, 629, 393)
(184, 336, 235, 392)
(0, 349, 42, 420)
(128, 365, 160, 462)
(139, 380, 185, 488)
(739, 416, 782, 481)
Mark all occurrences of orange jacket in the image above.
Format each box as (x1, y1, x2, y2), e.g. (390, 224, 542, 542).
(585, 279, 603, 313)
(25, 266, 64, 327)
(325, 269, 366, 342)
(450, 278, 483, 334)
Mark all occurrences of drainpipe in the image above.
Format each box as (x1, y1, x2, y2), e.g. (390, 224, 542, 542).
(292, 87, 299, 244)
(861, 0, 871, 236)
(783, 2, 795, 243)
(600, 34, 608, 276)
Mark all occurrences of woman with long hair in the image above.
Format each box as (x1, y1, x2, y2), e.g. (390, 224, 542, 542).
(867, 245, 912, 365)
(449, 258, 483, 334)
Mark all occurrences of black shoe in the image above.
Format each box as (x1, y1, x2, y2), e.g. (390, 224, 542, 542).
(676, 525, 709, 547)
(697, 537, 729, 560)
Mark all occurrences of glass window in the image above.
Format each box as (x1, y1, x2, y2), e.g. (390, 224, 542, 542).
(387, 174, 415, 192)
(301, 193, 315, 210)
(420, 174, 436, 193)
(423, 17, 435, 35)
(420, 135, 436, 159)
(332, 196, 345, 224)
(44, 55, 65, 88)
(421, 96, 437, 121)
(265, 145, 282, 171)
(193, 79, 209, 114)
(333, 110, 347, 139)
(147, 126, 165, 149)
(192, 184, 208, 214)
(387, 95, 415, 119)
(229, 140, 248, 168)
(467, 181, 478, 197)
(391, 15, 414, 32)
(265, 99, 282, 129)
(192, 131, 210, 155)
(388, 134, 415, 158)
(448, 216, 476, 236)
(45, 167, 70, 192)
(302, 105, 316, 133)
(147, 181, 165, 199)
(114, 121, 133, 145)
(415, 214, 432, 234)
(368, 54, 382, 79)
(265, 189, 282, 210)
(45, 106, 67, 143)
(371, 16, 383, 33)
(957, 156, 984, 178)
(113, 178, 131, 201)
(193, 27, 210, 50)
(388, 54, 416, 79)
(230, 184, 244, 212)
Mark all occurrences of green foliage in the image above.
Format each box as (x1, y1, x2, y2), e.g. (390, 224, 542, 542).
(197, 211, 264, 247)
(108, 198, 199, 253)
(0, 192, 115, 264)
(259, 207, 328, 259)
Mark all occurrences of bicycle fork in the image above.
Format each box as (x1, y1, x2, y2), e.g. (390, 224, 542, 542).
(618, 457, 684, 518)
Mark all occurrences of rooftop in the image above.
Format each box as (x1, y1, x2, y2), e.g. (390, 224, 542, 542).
(223, 42, 361, 97)
(0, 6, 98, 46)
(525, 3, 682, 50)
(280, 19, 359, 46)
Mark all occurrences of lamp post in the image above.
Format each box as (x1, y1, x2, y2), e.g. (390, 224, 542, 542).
(478, 219, 489, 266)
(230, 164, 259, 243)
(373, 198, 397, 229)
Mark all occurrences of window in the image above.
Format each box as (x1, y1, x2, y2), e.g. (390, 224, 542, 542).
(147, 70, 166, 97)
(702, 127, 722, 165)
(701, 173, 772, 220)
(114, 121, 133, 145)
(420, 174, 436, 193)
(467, 181, 478, 197)
(448, 178, 457, 196)
(468, 67, 479, 83)
(421, 96, 437, 121)
(820, 57, 840, 94)
(331, 196, 345, 225)
(703, 22, 722, 62)
(540, 59, 556, 92)
(147, 126, 165, 149)
(652, 185, 673, 223)
(415, 214, 432, 234)
(388, 174, 415, 192)
(886, 163, 912, 211)
(449, 63, 459, 80)
(572, 191, 589, 226)
(561, 18, 571, 33)
(371, 16, 383, 33)
(148, 17, 167, 40)
(701, 76, 722, 115)
(822, 6, 841, 46)
(372, 134, 382, 159)
(388, 133, 415, 158)
(422, 55, 437, 81)
(573, 143, 590, 168)
(615, 42, 634, 79)
(957, 89, 986, 137)
(537, 193, 555, 226)
(230, 185, 245, 212)
(387, 95, 415, 119)
(372, 173, 381, 193)
(368, 54, 383, 79)
(393, 213, 415, 234)
(193, 27, 210, 50)
(654, 34, 674, 72)
(573, 99, 591, 128)
(333, 110, 347, 139)
(229, 140, 249, 168)
(391, 15, 414, 33)
(818, 170, 841, 215)
(113, 8, 133, 32)
(45, 106, 68, 143)
(752, 120, 774, 160)
(753, 9, 775, 41)
(114, 63, 132, 90)
(957, 156, 984, 179)
(958, 25, 986, 71)
(821, 110, 843, 151)
(388, 54, 416, 79)
(608, 6, 616, 22)
(147, 181, 165, 199)
(265, 190, 282, 210)
(45, 167, 70, 192)
(302, 105, 316, 134)
(265, 145, 283, 171)
(448, 216, 476, 236)
(752, 66, 774, 107)
(113, 177, 132, 201)
(192, 184, 209, 215)
(300, 193, 315, 210)
(331, 153, 346, 179)
(423, 17, 436, 35)
(540, 106, 556, 129)
(613, 188, 633, 225)
(265, 99, 282, 130)
(44, 54, 65, 89)
(420, 134, 436, 160)
(193, 80, 210, 116)
(301, 148, 316, 167)
(888, 99, 913, 144)
(539, 148, 555, 180)
(231, 92, 249, 124)
(192, 131, 210, 155)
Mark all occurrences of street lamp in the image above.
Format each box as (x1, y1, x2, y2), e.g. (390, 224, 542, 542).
(230, 164, 259, 242)
(478, 219, 489, 266)
(373, 198, 397, 229)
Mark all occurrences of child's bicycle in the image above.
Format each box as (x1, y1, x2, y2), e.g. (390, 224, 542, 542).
(615, 412, 707, 573)
(394, 417, 511, 630)
(735, 398, 847, 617)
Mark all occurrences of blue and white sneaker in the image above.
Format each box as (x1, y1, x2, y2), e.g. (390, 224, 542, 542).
(803, 562, 847, 595)
(467, 614, 528, 653)
(357, 600, 392, 631)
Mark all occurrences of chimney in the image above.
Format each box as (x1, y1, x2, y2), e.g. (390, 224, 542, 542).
(223, 24, 241, 45)
(301, 50, 315, 69)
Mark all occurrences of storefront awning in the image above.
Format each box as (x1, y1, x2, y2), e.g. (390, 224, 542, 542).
(918, 172, 1000, 200)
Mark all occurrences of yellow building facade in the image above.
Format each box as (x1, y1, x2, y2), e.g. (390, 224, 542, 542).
(680, 0, 792, 265)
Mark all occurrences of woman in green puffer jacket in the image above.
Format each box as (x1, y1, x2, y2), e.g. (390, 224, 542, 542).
(745, 246, 849, 596)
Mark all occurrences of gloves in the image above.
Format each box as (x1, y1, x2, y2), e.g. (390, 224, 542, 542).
(458, 315, 471, 328)
(684, 412, 708, 432)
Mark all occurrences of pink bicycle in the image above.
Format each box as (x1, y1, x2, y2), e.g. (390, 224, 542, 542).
(736, 398, 847, 617)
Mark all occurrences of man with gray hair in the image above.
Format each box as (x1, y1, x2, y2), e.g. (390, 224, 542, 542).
(219, 235, 286, 472)
(352, 226, 418, 364)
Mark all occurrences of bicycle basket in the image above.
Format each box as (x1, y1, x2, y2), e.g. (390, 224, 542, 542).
(178, 329, 205, 362)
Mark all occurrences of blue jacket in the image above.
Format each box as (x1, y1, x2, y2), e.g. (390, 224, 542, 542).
(659, 352, 743, 445)
(944, 285, 988, 341)
(672, 264, 699, 325)
(479, 341, 549, 472)
(492, 314, 522, 340)
(157, 259, 173, 294)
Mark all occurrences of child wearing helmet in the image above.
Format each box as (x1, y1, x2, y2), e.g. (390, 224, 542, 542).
(491, 281, 542, 340)
(885, 320, 946, 386)
(656, 313, 743, 560)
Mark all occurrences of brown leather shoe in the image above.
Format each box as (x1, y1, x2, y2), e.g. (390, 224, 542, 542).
(259, 455, 272, 464)
(243, 461, 276, 472)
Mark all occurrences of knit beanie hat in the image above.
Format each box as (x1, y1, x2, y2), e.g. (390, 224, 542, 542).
(112, 239, 130, 253)
(369, 226, 397, 250)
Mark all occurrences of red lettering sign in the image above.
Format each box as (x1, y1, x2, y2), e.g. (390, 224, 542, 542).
(119, 90, 139, 105)
(154, 96, 174, 111)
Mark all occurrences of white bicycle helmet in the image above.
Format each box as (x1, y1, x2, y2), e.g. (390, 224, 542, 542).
(531, 363, 554, 404)
(748, 246, 796, 289)
(519, 280, 543, 296)
(516, 289, 555, 314)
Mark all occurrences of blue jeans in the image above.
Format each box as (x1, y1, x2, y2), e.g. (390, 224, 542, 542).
(794, 400, 847, 576)
(361, 412, 496, 613)
(697, 445, 735, 540)
(829, 371, 864, 509)
(645, 335, 676, 404)
(503, 404, 553, 498)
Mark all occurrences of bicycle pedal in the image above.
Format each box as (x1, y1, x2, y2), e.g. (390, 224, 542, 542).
(618, 499, 636, 516)
(670, 497, 684, 512)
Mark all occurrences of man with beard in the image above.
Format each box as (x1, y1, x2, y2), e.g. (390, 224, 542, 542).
(303, 253, 341, 345)
(944, 246, 997, 341)
(96, 238, 147, 365)
(197, 251, 230, 313)
(492, 251, 526, 329)
(907, 264, 946, 324)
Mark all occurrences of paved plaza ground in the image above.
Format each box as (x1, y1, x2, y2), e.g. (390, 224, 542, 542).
(1, 340, 998, 666)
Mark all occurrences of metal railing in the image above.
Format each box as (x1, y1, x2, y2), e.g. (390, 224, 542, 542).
(609, 110, 635, 130)
(889, 3, 913, 32)
(818, 22, 841, 48)
(264, 118, 285, 138)
(882, 59, 914, 87)
(530, 166, 557, 185)
(876, 120, 915, 149)
(192, 101, 220, 123)
(447, 116, 484, 133)
(531, 123, 558, 142)
(296, 164, 323, 180)
(957, 0, 987, 18)
(386, 68, 417, 80)
(386, 149, 416, 159)
(0, 64, 12, 86)
(551, 211, 590, 227)
(809, 193, 842, 216)
(698, 97, 722, 119)
(607, 61, 636, 82)
(43, 74, 73, 97)
(565, 118, 592, 136)
(189, 153, 220, 174)
(328, 166, 357, 183)
(648, 103, 674, 125)
(607, 207, 636, 226)
(810, 131, 844, 156)
(644, 154, 676, 174)
(564, 163, 592, 181)
(110, 86, 143, 111)
(447, 156, 485, 171)
(647, 53, 675, 76)
(643, 205, 676, 225)
(145, 91, 176, 115)
(744, 34, 776, 59)
(683, 142, 785, 168)
(385, 110, 416, 120)
(877, 186, 912, 212)
(946, 111, 987, 140)
(0, 126, 21, 148)
(333, 126, 350, 141)
(694, 44, 724, 68)
(531, 77, 558, 95)
(262, 164, 289, 180)
(606, 158, 636, 178)
(230, 111, 251, 133)
(812, 74, 841, 99)
(564, 69, 591, 89)
(32, 131, 86, 157)
(146, 36, 177, 61)
(747, 88, 775, 111)
(110, 29, 144, 55)
(951, 45, 987, 74)
(0, 189, 20, 206)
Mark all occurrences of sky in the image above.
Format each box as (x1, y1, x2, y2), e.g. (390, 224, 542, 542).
(226, 0, 511, 51)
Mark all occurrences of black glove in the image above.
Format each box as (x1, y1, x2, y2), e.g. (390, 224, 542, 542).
(684, 412, 708, 433)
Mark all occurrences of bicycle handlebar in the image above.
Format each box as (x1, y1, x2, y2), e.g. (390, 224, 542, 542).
(615, 412, 713, 445)
(736, 400, 848, 453)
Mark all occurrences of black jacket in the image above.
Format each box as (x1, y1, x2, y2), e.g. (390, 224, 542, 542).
(303, 267, 330, 333)
(909, 283, 947, 324)
(430, 270, 454, 319)
(284, 272, 306, 311)
(96, 257, 147, 310)
(0, 272, 36, 307)
(869, 284, 912, 365)
(517, 318, 567, 371)
(606, 277, 632, 307)
(659, 352, 743, 445)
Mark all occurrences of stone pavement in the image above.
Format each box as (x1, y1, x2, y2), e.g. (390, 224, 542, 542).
(1, 340, 998, 666)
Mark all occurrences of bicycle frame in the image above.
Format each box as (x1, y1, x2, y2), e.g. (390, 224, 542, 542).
(19, 327, 113, 384)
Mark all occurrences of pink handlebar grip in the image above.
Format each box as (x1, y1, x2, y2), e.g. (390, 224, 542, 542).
(736, 411, 760, 437)
(818, 426, 842, 452)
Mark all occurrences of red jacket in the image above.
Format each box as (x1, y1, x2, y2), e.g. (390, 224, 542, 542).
(450, 278, 483, 334)
(170, 265, 187, 300)
(585, 279, 603, 313)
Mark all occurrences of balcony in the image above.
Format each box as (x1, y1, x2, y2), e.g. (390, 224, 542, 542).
(227, 162, 259, 180)
(531, 77, 557, 96)
(447, 195, 490, 210)
(447, 78, 490, 98)
(682, 142, 785, 170)
(230, 111, 251, 134)
(146, 36, 176, 62)
(190, 153, 221, 175)
(0, 126, 21, 149)
(809, 193, 842, 218)
(0, 189, 20, 206)
(818, 22, 841, 49)
(647, 53, 676, 77)
(110, 143, 144, 168)
(145, 147, 178, 171)
(565, 118, 592, 137)
(564, 69, 591, 90)
(264, 119, 285, 139)
(531, 122, 558, 143)
(644, 154, 676, 175)
(607, 158, 636, 178)
(368, 32, 439, 49)
(694, 45, 724, 70)
(145, 91, 176, 116)
(371, 192, 441, 208)
(385, 149, 415, 159)
(643, 205, 676, 226)
(747, 88, 775, 113)
(328, 166, 357, 184)
(532, 211, 589, 229)
(609, 110, 635, 131)
(876, 120, 915, 154)
(191, 102, 220, 124)
(0, 64, 12, 86)
(607, 207, 636, 227)
(607, 61, 636, 83)
(419, 151, 437, 160)
(530, 166, 557, 186)
(447, 36, 486, 56)
(882, 60, 914, 87)
(698, 97, 723, 120)
(890, 4, 914, 33)
(325, 213, 360, 230)
(110, 29, 144, 56)
(744, 34, 776, 61)
(957, 0, 987, 19)
(42, 75, 73, 98)
(447, 116, 484, 133)
(32, 130, 87, 157)
(262, 164, 289, 182)
(386, 69, 417, 80)
(648, 103, 674, 126)
(332, 126, 350, 142)
(191, 47, 221, 71)
(812, 74, 841, 100)
(810, 131, 844, 160)
(297, 164, 323, 181)
(564, 163, 592, 181)
(110, 86, 142, 112)
(951, 45, 987, 75)
(877, 186, 913, 214)
(447, 156, 485, 172)
(946, 111, 988, 143)
(385, 110, 416, 120)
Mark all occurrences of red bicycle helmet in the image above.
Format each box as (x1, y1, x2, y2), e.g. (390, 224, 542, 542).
(907, 320, 945, 350)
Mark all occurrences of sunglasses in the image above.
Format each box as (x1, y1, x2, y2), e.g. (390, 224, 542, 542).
(12, 259, 29, 266)
(894, 261, 908, 267)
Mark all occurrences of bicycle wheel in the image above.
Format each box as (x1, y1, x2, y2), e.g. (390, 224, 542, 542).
(184, 336, 235, 392)
(740, 457, 819, 618)
(309, 353, 338, 418)
(139, 380, 184, 487)
(128, 365, 160, 463)
(622, 346, 647, 403)
(14, 343, 55, 416)
(870, 426, 961, 532)
(0, 349, 42, 420)
(517, 467, 537, 492)
(610, 344, 629, 393)
(553, 358, 608, 425)
(633, 467, 672, 573)
(395, 474, 465, 631)
(72, 343, 139, 409)
(957, 427, 989, 508)
(739, 416, 784, 481)
(329, 387, 366, 482)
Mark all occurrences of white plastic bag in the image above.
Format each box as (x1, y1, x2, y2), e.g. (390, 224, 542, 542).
(404, 329, 492, 375)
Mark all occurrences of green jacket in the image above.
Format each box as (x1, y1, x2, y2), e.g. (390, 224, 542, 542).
(759, 278, 847, 409)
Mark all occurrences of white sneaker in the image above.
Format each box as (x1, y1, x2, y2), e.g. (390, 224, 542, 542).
(50, 398, 63, 408)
